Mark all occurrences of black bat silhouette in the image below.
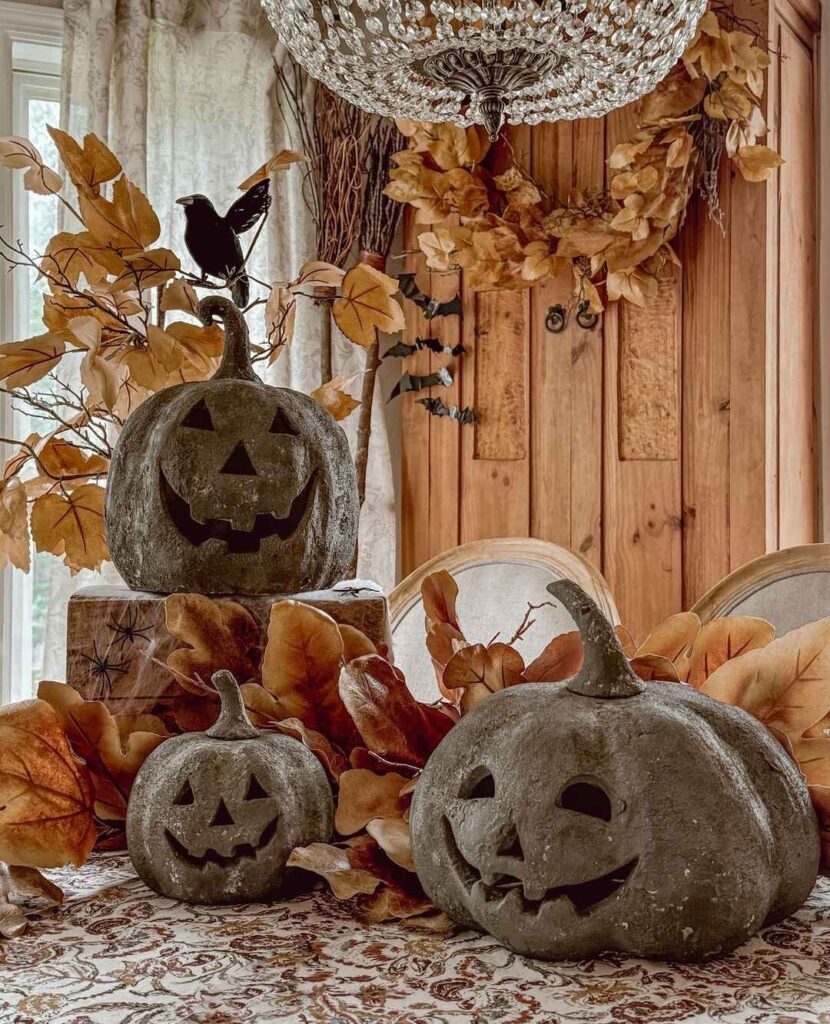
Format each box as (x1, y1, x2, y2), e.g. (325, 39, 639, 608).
(417, 397, 477, 425)
(388, 366, 453, 401)
(397, 273, 462, 319)
(384, 336, 466, 359)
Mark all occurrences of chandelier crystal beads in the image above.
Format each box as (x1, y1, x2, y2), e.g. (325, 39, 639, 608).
(262, 0, 709, 140)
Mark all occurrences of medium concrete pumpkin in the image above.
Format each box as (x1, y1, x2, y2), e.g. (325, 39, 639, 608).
(106, 295, 358, 595)
(411, 580, 819, 961)
(127, 670, 334, 904)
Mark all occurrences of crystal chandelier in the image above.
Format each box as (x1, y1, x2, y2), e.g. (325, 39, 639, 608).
(262, 0, 708, 141)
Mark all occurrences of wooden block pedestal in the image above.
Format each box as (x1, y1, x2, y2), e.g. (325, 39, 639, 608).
(66, 584, 392, 717)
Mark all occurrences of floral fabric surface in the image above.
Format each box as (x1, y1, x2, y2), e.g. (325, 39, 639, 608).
(1, 855, 829, 1024)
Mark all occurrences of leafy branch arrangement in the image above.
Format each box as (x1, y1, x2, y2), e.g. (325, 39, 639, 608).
(0, 129, 405, 576)
(385, 7, 779, 309)
(1, 571, 827, 935)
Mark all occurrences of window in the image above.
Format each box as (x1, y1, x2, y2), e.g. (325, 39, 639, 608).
(0, 2, 64, 702)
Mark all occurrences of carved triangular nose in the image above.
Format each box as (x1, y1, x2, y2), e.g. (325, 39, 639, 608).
(220, 441, 257, 476)
(210, 797, 235, 827)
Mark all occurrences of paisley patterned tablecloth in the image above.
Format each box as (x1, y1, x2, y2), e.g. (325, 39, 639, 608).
(1, 855, 829, 1024)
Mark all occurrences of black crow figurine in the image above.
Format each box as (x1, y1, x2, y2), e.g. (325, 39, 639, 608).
(176, 179, 271, 308)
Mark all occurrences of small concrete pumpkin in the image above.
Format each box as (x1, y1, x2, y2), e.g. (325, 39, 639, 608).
(411, 581, 820, 961)
(106, 295, 358, 595)
(127, 670, 334, 903)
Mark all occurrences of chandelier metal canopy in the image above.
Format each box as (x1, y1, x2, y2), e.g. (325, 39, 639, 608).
(262, 0, 708, 141)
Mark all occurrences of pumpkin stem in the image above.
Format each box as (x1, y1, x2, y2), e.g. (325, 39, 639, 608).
(207, 670, 260, 740)
(198, 296, 260, 383)
(546, 581, 645, 699)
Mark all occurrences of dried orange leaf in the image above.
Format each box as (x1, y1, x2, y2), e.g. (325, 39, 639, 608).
(636, 611, 701, 664)
(366, 817, 415, 872)
(339, 655, 455, 767)
(47, 128, 121, 193)
(160, 278, 200, 317)
(238, 149, 304, 191)
(335, 769, 411, 835)
(0, 136, 62, 195)
(0, 479, 31, 572)
(701, 619, 830, 742)
(443, 642, 524, 712)
(523, 630, 583, 682)
(0, 698, 96, 868)
(79, 175, 160, 254)
(310, 377, 360, 421)
(422, 569, 460, 630)
(332, 265, 405, 348)
(287, 843, 382, 899)
(30, 483, 108, 574)
(114, 247, 181, 291)
(0, 333, 68, 389)
(340, 624, 377, 662)
(36, 437, 108, 485)
(261, 601, 356, 750)
(630, 654, 680, 682)
(38, 681, 166, 821)
(733, 144, 783, 183)
(165, 594, 261, 693)
(680, 616, 775, 688)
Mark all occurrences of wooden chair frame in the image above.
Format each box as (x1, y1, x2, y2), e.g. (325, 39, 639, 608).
(390, 537, 619, 629)
(691, 544, 830, 623)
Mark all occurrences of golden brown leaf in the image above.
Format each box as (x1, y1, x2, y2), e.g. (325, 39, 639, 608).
(79, 175, 160, 254)
(160, 278, 200, 317)
(680, 616, 775, 688)
(0, 333, 68, 389)
(112, 248, 181, 291)
(165, 594, 261, 693)
(260, 601, 357, 750)
(47, 128, 121, 193)
(418, 229, 458, 272)
(0, 479, 31, 572)
(38, 681, 167, 822)
(36, 437, 108, 486)
(422, 569, 460, 629)
(523, 630, 583, 682)
(366, 817, 415, 871)
(68, 317, 121, 412)
(733, 145, 783, 183)
(332, 265, 405, 348)
(164, 321, 224, 376)
(286, 842, 382, 899)
(701, 619, 830, 741)
(335, 769, 412, 835)
(310, 377, 360, 421)
(339, 655, 455, 767)
(0, 698, 96, 867)
(637, 611, 701, 663)
(238, 149, 304, 191)
(443, 642, 525, 712)
(39, 232, 109, 288)
(0, 136, 62, 195)
(340, 624, 377, 662)
(121, 325, 184, 390)
(30, 483, 108, 574)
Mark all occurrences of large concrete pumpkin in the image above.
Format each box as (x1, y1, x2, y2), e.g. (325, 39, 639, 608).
(410, 581, 819, 961)
(127, 670, 334, 903)
(106, 296, 358, 595)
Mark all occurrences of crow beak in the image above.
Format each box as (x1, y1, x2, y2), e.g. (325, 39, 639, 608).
(176, 196, 193, 206)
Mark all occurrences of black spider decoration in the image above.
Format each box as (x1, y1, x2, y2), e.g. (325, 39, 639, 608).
(80, 641, 131, 698)
(107, 606, 154, 649)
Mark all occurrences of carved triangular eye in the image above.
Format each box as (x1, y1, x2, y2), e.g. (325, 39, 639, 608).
(210, 798, 235, 826)
(182, 398, 214, 430)
(269, 408, 296, 435)
(220, 442, 257, 476)
(174, 779, 195, 805)
(245, 774, 269, 800)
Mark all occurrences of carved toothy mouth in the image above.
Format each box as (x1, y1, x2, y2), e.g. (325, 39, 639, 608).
(442, 816, 637, 916)
(159, 468, 316, 553)
(164, 814, 280, 869)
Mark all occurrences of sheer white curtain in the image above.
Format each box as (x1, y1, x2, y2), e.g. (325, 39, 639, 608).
(41, 0, 396, 675)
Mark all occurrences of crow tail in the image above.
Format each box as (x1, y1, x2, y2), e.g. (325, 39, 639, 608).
(231, 274, 250, 309)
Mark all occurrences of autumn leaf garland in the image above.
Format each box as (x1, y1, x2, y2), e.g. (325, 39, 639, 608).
(385, 7, 780, 311)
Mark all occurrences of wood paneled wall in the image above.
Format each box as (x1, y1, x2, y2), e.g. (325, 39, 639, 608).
(399, 0, 821, 638)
